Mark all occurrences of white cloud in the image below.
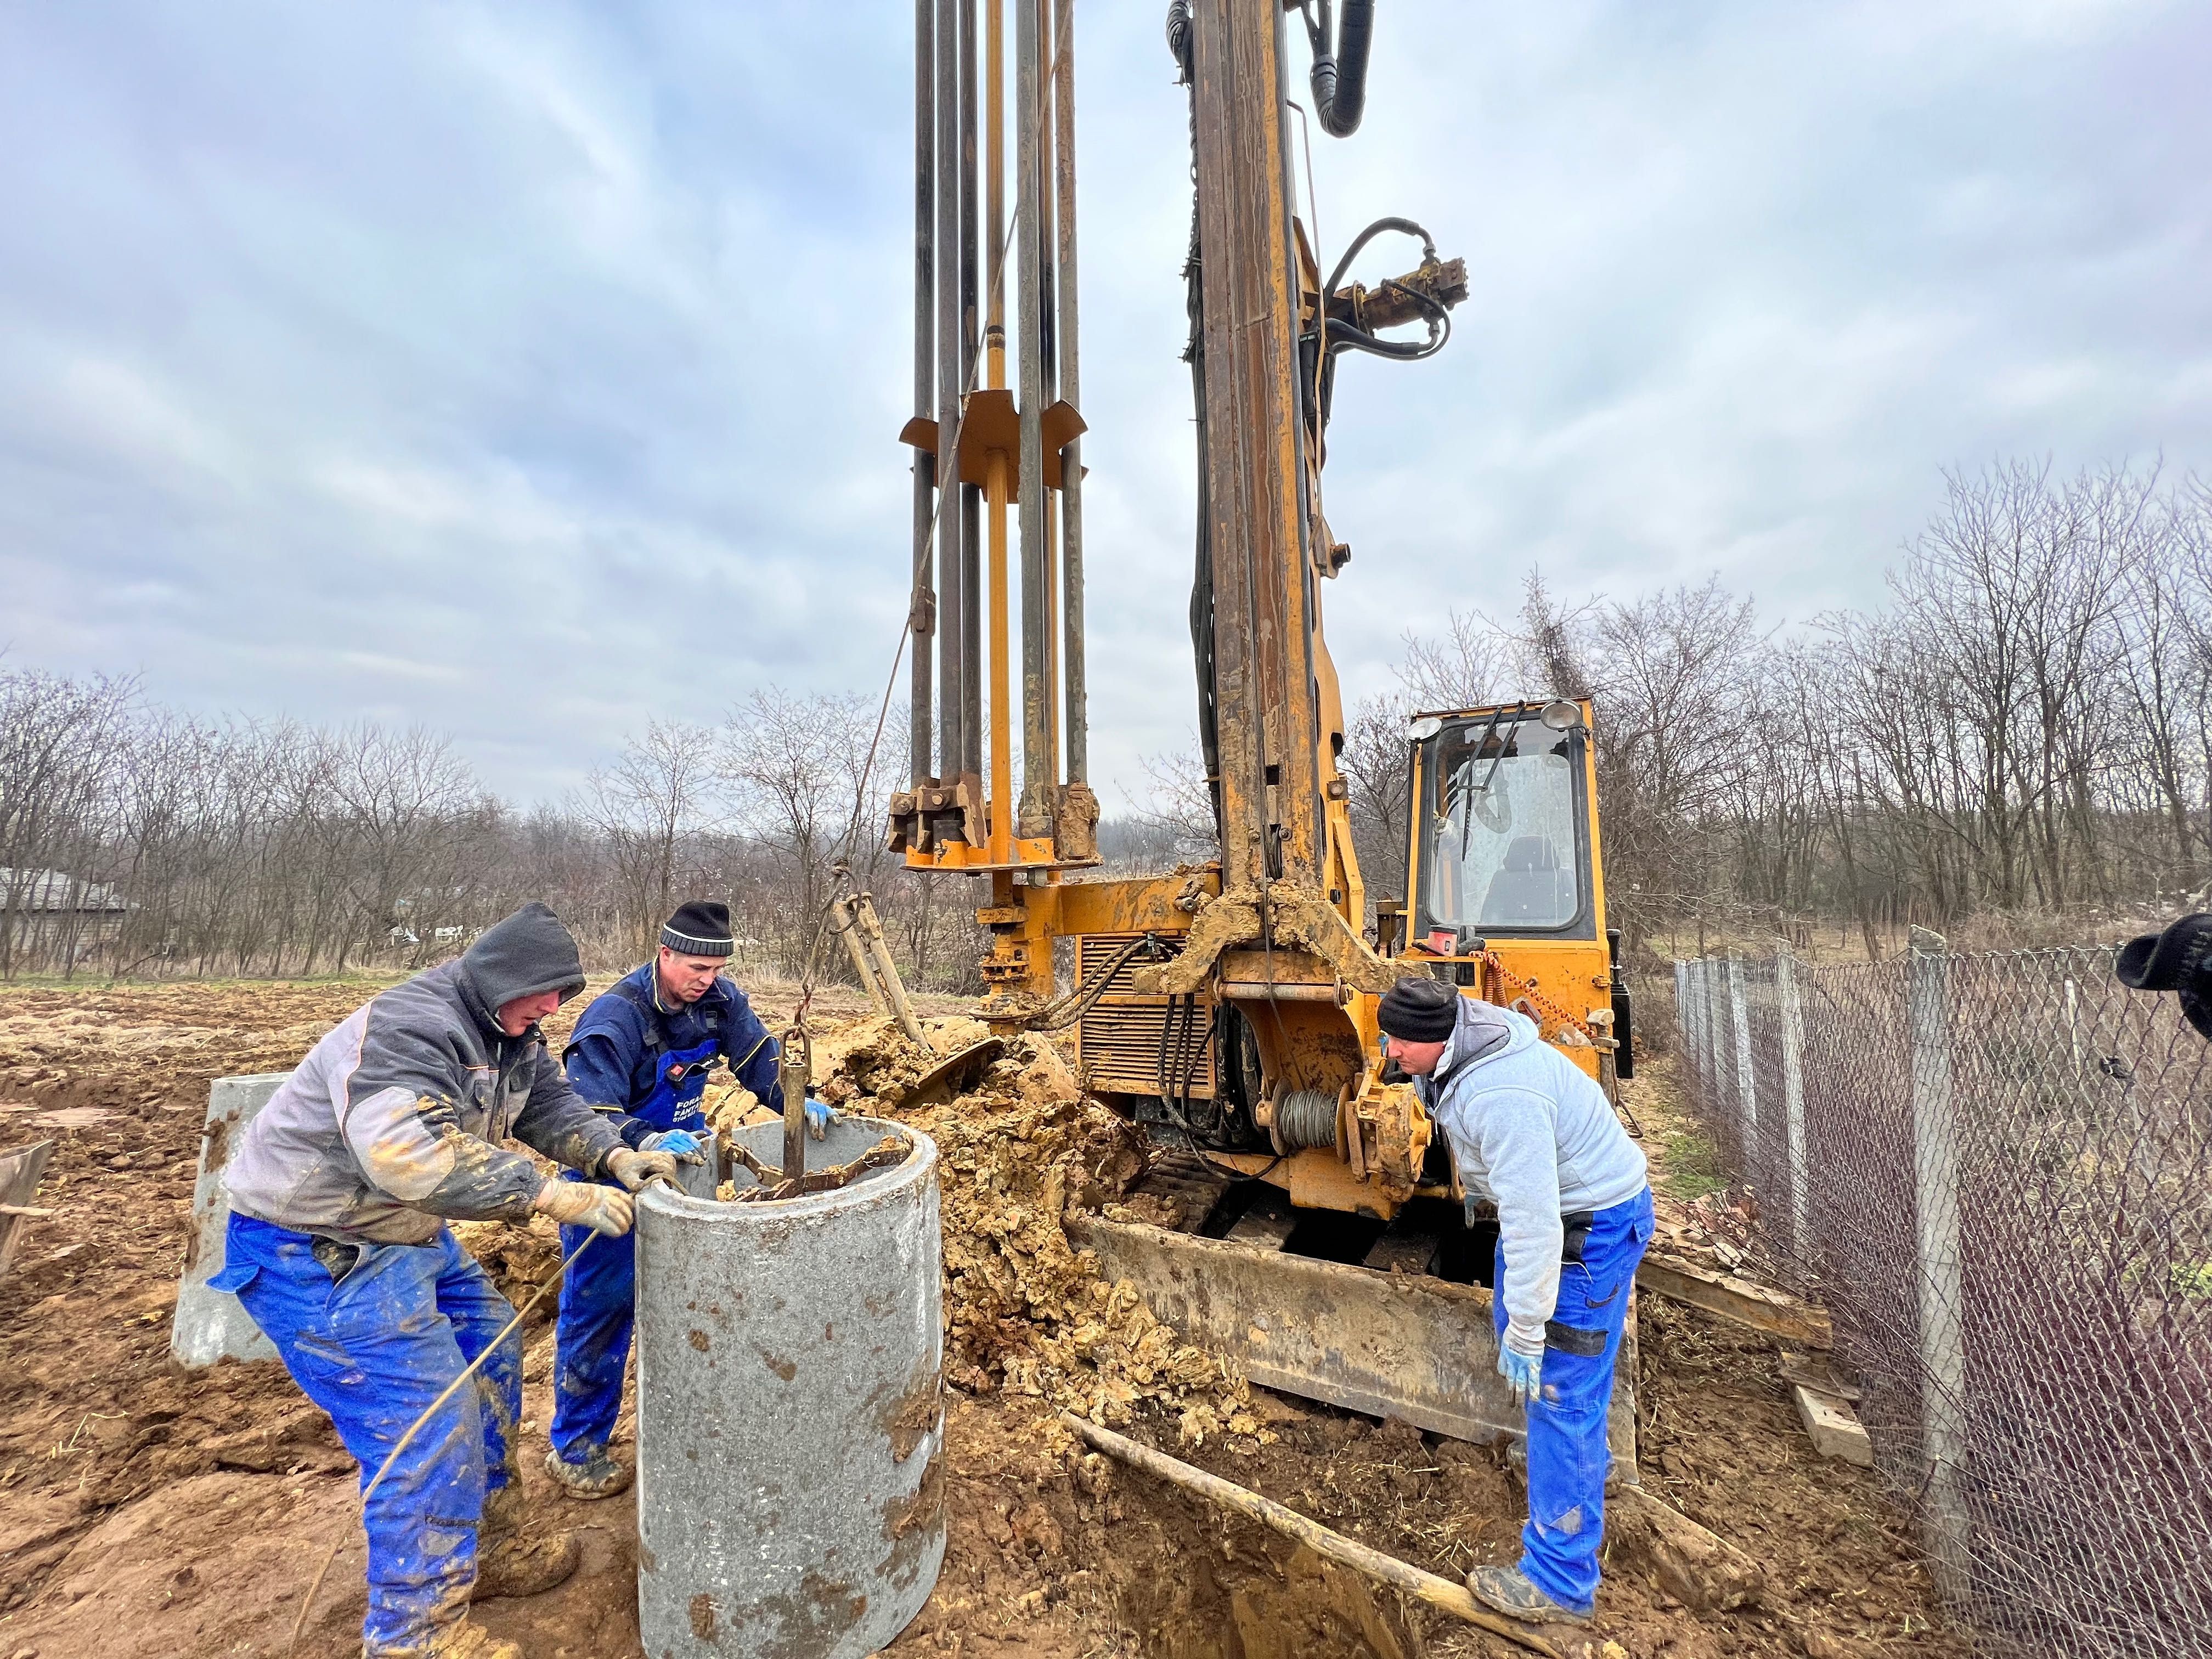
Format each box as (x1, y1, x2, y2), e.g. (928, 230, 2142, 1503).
(0, 0, 2207, 808)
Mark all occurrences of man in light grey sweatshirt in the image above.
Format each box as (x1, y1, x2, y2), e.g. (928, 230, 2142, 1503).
(1382, 974, 1654, 1626)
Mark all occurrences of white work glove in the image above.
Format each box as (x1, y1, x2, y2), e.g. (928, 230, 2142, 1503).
(606, 1147, 680, 1192)
(1498, 1344, 1543, 1408)
(532, 1178, 635, 1238)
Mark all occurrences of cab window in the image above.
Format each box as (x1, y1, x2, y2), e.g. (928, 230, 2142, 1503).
(1420, 716, 1586, 933)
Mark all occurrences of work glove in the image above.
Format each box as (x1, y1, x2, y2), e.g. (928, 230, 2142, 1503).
(641, 1127, 708, 1164)
(533, 1178, 635, 1238)
(1497, 1343, 1543, 1409)
(606, 1147, 681, 1192)
(804, 1097, 837, 1140)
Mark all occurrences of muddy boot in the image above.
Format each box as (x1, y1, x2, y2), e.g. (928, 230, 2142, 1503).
(474, 1482, 582, 1600)
(544, 1442, 633, 1500)
(371, 1617, 522, 1659)
(1464, 1565, 1590, 1625)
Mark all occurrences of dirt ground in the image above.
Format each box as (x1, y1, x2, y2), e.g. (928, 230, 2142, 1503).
(0, 975, 1967, 1659)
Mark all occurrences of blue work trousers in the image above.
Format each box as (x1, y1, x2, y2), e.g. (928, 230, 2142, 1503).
(1494, 1185, 1655, 1616)
(548, 1215, 639, 1464)
(549, 1099, 706, 1466)
(212, 1213, 521, 1657)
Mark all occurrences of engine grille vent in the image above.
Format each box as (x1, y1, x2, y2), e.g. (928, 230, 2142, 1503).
(1076, 933, 1216, 1100)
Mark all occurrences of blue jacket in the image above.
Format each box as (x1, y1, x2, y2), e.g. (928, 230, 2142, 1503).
(562, 962, 783, 1148)
(1413, 997, 1648, 1360)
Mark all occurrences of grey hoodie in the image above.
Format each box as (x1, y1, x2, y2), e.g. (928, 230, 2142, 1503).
(224, 902, 627, 1245)
(1413, 997, 1649, 1359)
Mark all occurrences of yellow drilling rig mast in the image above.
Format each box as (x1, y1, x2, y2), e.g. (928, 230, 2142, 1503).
(887, 0, 1634, 1444)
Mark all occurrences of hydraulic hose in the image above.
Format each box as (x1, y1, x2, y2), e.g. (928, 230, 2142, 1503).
(1304, 0, 1375, 138)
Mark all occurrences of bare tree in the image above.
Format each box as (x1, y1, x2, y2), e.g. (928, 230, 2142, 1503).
(719, 690, 882, 975)
(1396, 607, 1505, 711)
(585, 719, 720, 960)
(1339, 695, 1412, 907)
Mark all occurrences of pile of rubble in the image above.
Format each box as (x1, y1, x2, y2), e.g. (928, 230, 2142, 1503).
(743, 1014, 1263, 1447)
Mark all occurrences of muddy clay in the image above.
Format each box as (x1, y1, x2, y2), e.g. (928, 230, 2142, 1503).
(0, 977, 1965, 1658)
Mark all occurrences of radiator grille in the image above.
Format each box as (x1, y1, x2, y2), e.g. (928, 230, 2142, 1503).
(1076, 933, 1216, 1099)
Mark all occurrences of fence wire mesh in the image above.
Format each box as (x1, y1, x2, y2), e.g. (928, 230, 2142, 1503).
(1673, 935, 2212, 1659)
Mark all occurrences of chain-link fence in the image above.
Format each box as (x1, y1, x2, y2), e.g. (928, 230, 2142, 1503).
(1672, 932, 2212, 1659)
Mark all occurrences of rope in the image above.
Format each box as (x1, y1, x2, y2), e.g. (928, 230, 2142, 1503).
(1475, 950, 1598, 1046)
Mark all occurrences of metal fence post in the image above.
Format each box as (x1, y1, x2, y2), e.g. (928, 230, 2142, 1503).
(1701, 957, 1722, 1109)
(1696, 956, 1717, 1105)
(1680, 959, 1700, 1099)
(1776, 946, 1808, 1261)
(1908, 926, 1972, 1601)
(1672, 961, 1690, 1094)
(1727, 952, 1757, 1175)
(1685, 959, 1706, 1100)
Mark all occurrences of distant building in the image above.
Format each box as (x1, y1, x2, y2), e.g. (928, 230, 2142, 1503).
(1, 867, 128, 960)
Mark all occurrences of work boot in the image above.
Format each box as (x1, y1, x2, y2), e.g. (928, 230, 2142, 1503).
(544, 1443, 633, 1500)
(474, 1482, 582, 1600)
(1464, 1565, 1591, 1625)
(370, 1617, 522, 1659)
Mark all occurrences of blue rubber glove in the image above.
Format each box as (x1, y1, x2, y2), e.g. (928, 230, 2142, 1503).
(1498, 1344, 1543, 1408)
(642, 1127, 707, 1164)
(803, 1097, 837, 1140)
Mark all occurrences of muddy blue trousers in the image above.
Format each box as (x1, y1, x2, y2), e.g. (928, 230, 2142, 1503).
(1495, 1184, 1655, 1616)
(548, 1100, 708, 1468)
(212, 1212, 521, 1656)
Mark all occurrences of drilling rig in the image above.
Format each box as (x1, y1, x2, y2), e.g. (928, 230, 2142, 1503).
(887, 0, 1635, 1451)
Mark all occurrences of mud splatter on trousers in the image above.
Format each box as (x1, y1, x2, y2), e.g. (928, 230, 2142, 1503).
(213, 1213, 526, 1655)
(1495, 1184, 1655, 1615)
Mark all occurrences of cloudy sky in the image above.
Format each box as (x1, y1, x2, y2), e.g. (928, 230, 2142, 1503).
(3, 1, 2208, 806)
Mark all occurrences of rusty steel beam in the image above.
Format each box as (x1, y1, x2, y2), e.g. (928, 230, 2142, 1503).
(1188, 1, 1323, 888)
(1052, 0, 1086, 787)
(1013, 0, 1052, 839)
(910, 0, 938, 789)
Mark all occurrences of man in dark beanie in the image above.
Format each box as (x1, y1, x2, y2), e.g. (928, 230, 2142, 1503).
(545, 899, 826, 1497)
(1379, 974, 1652, 1626)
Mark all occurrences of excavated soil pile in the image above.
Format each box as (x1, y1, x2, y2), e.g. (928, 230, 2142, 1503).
(746, 1014, 1261, 1444)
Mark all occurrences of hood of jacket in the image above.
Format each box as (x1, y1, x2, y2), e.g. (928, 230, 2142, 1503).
(460, 902, 588, 1026)
(1431, 994, 1541, 1090)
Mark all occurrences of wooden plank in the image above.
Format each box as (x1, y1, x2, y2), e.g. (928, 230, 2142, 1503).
(0, 1139, 55, 1285)
(1062, 1412, 1567, 1657)
(1636, 1252, 1833, 1349)
(1778, 1346, 1862, 1402)
(1792, 1384, 1875, 1467)
(1223, 1188, 1298, 1249)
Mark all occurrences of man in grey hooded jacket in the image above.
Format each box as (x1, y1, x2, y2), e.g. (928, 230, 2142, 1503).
(215, 902, 681, 1659)
(1382, 974, 1654, 1627)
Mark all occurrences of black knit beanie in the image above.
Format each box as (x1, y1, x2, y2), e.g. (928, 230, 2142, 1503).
(662, 900, 735, 958)
(2117, 912, 2212, 1040)
(1378, 975, 1460, 1043)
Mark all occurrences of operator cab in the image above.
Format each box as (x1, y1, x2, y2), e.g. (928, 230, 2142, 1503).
(1410, 699, 1599, 947)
